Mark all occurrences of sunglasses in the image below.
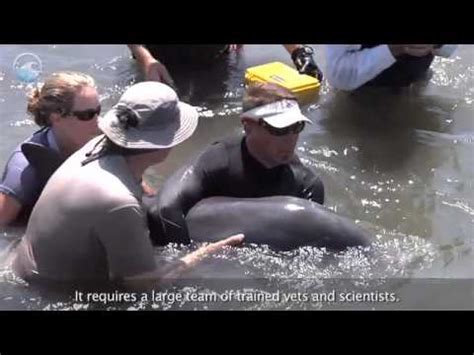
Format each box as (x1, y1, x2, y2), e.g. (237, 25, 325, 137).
(70, 105, 101, 121)
(259, 120, 305, 136)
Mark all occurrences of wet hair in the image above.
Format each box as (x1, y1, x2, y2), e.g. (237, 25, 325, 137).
(81, 137, 158, 166)
(242, 82, 297, 112)
(27, 71, 96, 127)
(101, 138, 157, 157)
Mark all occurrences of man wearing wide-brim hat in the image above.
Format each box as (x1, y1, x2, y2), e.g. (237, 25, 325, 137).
(11, 82, 243, 290)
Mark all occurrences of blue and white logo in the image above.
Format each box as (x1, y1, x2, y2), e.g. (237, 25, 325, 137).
(13, 53, 43, 83)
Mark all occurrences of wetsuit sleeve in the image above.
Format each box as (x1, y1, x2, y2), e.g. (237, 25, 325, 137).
(147, 143, 229, 245)
(325, 45, 397, 91)
(294, 159, 325, 205)
(0, 150, 41, 207)
(95, 204, 157, 279)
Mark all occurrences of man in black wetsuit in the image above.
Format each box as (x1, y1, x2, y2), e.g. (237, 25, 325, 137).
(146, 82, 325, 245)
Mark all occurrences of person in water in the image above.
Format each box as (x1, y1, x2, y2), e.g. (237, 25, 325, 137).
(128, 44, 324, 89)
(146, 82, 325, 245)
(325, 44, 458, 91)
(0, 72, 101, 226)
(10, 81, 244, 290)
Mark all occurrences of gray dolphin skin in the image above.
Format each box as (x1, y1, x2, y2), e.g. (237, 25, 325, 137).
(186, 196, 371, 251)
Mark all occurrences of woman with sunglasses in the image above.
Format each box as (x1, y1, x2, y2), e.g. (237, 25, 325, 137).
(143, 82, 326, 246)
(0, 71, 101, 225)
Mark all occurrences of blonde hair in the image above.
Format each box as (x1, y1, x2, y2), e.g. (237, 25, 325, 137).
(27, 71, 96, 126)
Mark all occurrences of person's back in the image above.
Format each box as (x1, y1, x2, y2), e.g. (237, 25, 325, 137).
(144, 45, 229, 67)
(14, 136, 147, 281)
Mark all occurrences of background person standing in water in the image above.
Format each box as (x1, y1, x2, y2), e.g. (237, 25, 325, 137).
(325, 44, 458, 91)
(0, 72, 101, 226)
(128, 44, 324, 89)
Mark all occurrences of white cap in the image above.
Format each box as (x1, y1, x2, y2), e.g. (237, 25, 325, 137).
(241, 99, 312, 128)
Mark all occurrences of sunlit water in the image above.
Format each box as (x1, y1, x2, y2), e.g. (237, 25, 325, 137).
(0, 45, 472, 310)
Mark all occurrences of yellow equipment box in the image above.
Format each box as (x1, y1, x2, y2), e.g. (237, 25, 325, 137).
(245, 62, 321, 104)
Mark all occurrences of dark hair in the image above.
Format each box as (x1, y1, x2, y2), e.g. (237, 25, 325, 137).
(242, 82, 297, 112)
(101, 138, 157, 157)
(81, 137, 158, 166)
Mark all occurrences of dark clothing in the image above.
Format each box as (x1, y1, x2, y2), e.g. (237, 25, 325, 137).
(0, 127, 61, 220)
(360, 44, 434, 87)
(146, 135, 325, 245)
(141, 45, 231, 103)
(144, 45, 230, 68)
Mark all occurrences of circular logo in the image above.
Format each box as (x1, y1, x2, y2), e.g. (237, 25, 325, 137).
(13, 53, 43, 83)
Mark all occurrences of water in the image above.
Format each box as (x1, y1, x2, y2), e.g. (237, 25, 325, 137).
(0, 45, 472, 310)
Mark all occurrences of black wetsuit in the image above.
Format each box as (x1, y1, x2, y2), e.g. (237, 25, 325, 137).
(146, 135, 325, 245)
(142, 45, 231, 102)
(144, 45, 230, 68)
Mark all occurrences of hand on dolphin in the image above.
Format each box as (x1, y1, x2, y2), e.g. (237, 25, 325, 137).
(181, 233, 245, 268)
(122, 234, 244, 290)
(162, 234, 245, 279)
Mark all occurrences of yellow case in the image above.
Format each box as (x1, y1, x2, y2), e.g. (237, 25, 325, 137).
(245, 62, 321, 104)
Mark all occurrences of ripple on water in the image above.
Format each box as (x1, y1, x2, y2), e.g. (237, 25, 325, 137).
(0, 230, 438, 310)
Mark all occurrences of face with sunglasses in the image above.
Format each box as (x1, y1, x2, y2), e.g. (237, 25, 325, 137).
(258, 119, 305, 136)
(70, 104, 101, 121)
(242, 116, 306, 168)
(51, 85, 101, 154)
